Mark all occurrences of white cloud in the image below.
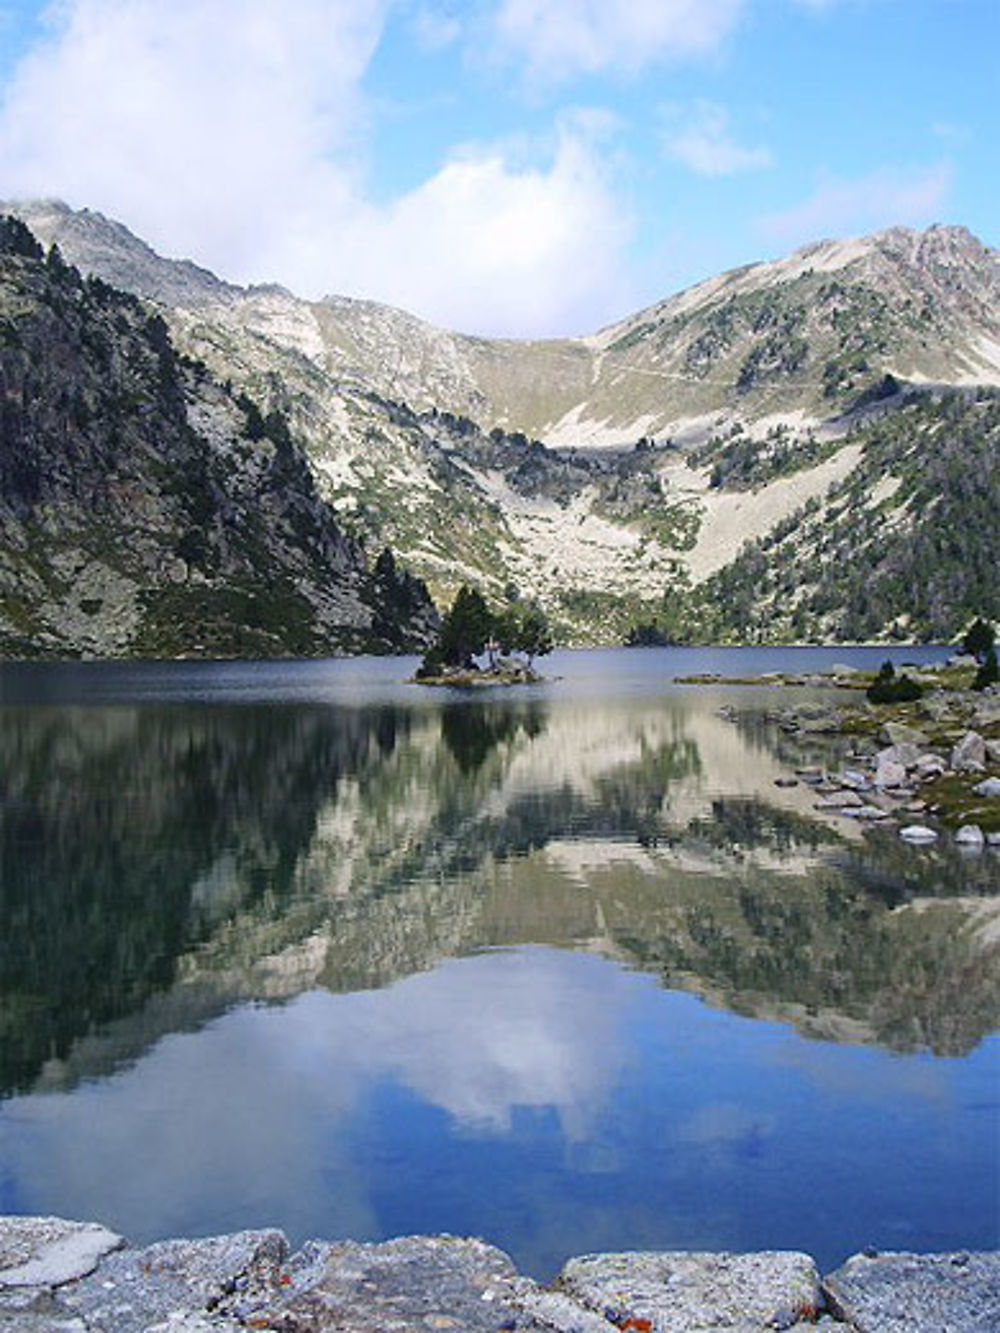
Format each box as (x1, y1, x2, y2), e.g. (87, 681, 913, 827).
(661, 100, 772, 177)
(492, 0, 746, 82)
(757, 163, 954, 245)
(0, 0, 636, 336)
(331, 113, 635, 335)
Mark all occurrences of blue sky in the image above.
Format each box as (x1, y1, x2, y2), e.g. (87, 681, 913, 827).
(0, 0, 996, 336)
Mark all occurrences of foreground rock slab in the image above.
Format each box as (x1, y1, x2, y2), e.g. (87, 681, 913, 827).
(824, 1250, 1000, 1333)
(2, 1217, 998, 1333)
(0, 1218, 123, 1291)
(558, 1250, 822, 1333)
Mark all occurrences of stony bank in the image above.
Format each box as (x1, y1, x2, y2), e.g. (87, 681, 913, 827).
(1, 1216, 997, 1333)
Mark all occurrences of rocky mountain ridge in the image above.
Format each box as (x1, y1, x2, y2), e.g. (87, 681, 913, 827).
(0, 215, 437, 659)
(3, 201, 999, 645)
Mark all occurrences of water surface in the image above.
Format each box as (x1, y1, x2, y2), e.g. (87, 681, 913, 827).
(0, 646, 996, 1276)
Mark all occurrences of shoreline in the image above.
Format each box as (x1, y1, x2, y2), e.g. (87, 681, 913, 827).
(681, 660, 1000, 839)
(1, 1216, 997, 1332)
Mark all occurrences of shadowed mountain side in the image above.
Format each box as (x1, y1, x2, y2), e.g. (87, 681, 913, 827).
(0, 217, 437, 658)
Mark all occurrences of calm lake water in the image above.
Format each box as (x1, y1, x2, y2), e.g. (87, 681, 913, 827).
(1, 646, 997, 1278)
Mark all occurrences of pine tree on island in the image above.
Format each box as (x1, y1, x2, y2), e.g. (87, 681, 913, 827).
(416, 585, 553, 683)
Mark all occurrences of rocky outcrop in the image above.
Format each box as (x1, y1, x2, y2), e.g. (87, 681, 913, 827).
(1, 1217, 996, 1332)
(0, 216, 438, 659)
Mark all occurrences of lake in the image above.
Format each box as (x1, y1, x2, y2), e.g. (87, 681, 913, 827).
(0, 646, 997, 1279)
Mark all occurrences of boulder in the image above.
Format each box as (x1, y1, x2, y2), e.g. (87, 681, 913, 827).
(900, 825, 938, 843)
(880, 721, 928, 747)
(874, 758, 907, 789)
(244, 1236, 536, 1333)
(952, 732, 987, 773)
(971, 698, 1000, 728)
(955, 825, 985, 847)
(914, 753, 947, 779)
(558, 1250, 822, 1333)
(972, 777, 1000, 798)
(838, 769, 871, 791)
(56, 1230, 288, 1332)
(877, 742, 924, 769)
(823, 1250, 1000, 1333)
(815, 792, 863, 809)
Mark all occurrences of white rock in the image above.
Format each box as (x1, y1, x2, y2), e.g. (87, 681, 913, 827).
(900, 825, 938, 843)
(972, 777, 1000, 798)
(0, 1217, 123, 1288)
(955, 824, 985, 846)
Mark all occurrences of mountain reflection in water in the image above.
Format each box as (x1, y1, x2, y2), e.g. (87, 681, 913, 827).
(0, 651, 997, 1271)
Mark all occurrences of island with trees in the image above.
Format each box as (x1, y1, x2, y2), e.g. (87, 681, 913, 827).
(414, 586, 553, 686)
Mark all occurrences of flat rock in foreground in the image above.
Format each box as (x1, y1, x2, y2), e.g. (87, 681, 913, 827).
(2, 1217, 999, 1332)
(824, 1250, 1000, 1333)
(558, 1250, 822, 1332)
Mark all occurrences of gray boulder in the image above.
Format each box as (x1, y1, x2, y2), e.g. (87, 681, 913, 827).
(56, 1229, 287, 1332)
(914, 753, 947, 779)
(955, 825, 985, 847)
(952, 732, 987, 773)
(874, 758, 907, 789)
(824, 1250, 1000, 1333)
(972, 777, 1000, 798)
(877, 742, 924, 769)
(558, 1250, 822, 1333)
(245, 1235, 534, 1333)
(880, 722, 928, 747)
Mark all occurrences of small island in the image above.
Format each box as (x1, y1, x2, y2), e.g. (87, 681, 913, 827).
(413, 585, 553, 686)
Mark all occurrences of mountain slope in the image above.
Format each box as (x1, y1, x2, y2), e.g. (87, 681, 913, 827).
(3, 201, 998, 645)
(0, 216, 437, 659)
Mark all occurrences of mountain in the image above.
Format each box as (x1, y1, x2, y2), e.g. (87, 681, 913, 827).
(3, 200, 999, 645)
(0, 215, 438, 659)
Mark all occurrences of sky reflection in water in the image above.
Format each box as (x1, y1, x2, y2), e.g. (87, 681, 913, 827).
(0, 648, 996, 1276)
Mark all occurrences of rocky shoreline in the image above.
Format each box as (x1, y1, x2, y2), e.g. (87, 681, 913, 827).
(1, 1216, 997, 1332)
(693, 661, 1000, 844)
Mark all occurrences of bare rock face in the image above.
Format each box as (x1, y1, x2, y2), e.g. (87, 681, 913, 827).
(824, 1250, 1000, 1333)
(557, 1250, 823, 1333)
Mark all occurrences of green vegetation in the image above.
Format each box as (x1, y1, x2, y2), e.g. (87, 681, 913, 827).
(683, 391, 1000, 644)
(416, 585, 552, 681)
(865, 660, 925, 704)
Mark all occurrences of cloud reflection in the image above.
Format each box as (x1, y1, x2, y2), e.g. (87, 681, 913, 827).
(0, 948, 635, 1242)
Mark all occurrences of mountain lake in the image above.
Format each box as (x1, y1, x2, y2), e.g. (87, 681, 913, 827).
(0, 645, 997, 1278)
